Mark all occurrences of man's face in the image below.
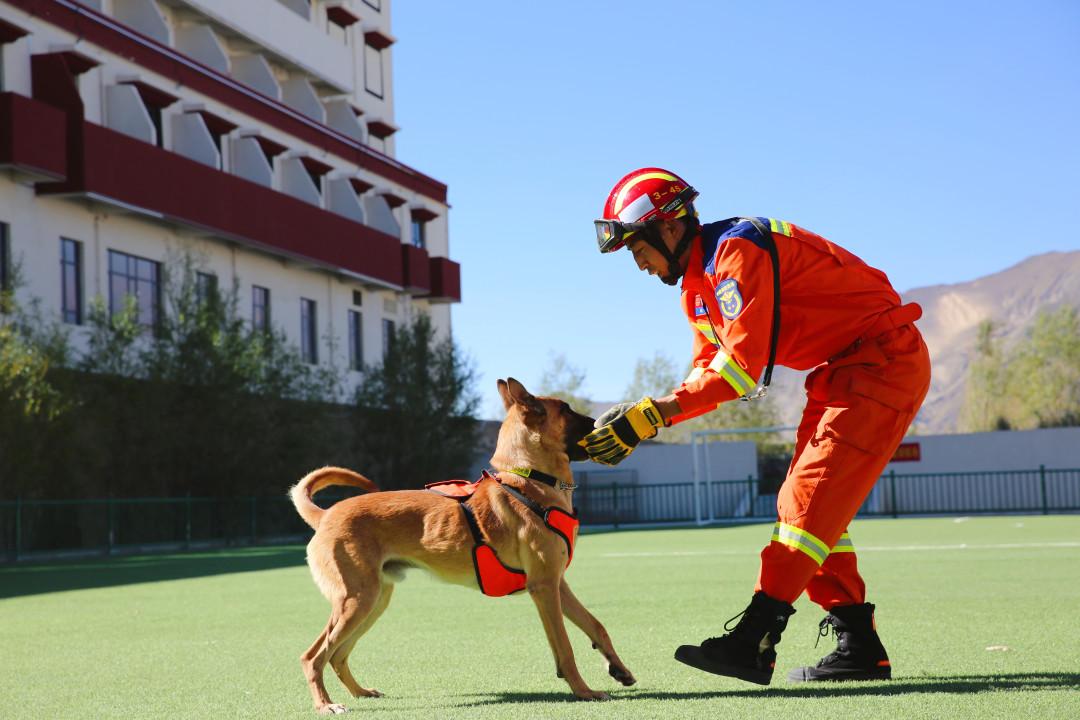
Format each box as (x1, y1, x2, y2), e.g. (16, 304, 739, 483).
(627, 236, 668, 278)
(625, 219, 687, 285)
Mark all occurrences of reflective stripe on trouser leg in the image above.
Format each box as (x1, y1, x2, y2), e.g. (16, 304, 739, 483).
(831, 532, 855, 553)
(771, 522, 830, 565)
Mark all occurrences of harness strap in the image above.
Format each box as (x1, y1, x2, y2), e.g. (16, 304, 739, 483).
(743, 217, 781, 397)
(499, 483, 546, 519)
(458, 500, 485, 546)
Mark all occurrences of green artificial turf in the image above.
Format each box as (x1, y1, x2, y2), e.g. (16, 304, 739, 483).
(1, 515, 1078, 719)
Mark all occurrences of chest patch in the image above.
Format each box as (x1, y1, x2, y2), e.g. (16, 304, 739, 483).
(716, 278, 743, 320)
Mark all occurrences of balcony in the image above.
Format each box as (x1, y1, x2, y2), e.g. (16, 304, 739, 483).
(10, 0, 446, 203)
(0, 93, 67, 182)
(428, 257, 461, 303)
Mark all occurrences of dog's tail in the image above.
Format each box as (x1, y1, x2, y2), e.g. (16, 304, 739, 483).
(289, 466, 379, 530)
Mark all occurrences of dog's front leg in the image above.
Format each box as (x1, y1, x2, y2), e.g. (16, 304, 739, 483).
(527, 577, 609, 701)
(560, 581, 637, 687)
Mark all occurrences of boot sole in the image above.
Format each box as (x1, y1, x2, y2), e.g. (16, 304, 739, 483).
(787, 666, 892, 683)
(674, 646, 773, 686)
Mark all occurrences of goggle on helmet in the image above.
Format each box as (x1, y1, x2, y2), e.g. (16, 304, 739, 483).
(594, 168, 698, 253)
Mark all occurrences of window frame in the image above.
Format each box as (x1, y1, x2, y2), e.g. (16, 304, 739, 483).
(381, 318, 395, 358)
(196, 271, 218, 307)
(410, 219, 426, 249)
(364, 43, 384, 99)
(301, 297, 318, 364)
(0, 221, 10, 292)
(107, 249, 162, 332)
(60, 237, 83, 324)
(348, 308, 363, 371)
(252, 285, 271, 333)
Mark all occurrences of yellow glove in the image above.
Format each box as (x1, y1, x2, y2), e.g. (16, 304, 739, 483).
(580, 397, 664, 466)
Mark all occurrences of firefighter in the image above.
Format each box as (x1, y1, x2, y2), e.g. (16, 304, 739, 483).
(583, 167, 931, 685)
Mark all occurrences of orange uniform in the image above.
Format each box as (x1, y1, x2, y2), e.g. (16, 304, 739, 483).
(672, 218, 931, 608)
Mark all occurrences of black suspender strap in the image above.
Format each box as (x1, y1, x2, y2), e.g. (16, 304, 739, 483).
(499, 483, 546, 520)
(458, 501, 485, 546)
(743, 217, 782, 397)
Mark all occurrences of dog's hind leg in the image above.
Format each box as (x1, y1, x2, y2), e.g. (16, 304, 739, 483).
(560, 581, 637, 687)
(329, 582, 395, 698)
(301, 581, 381, 715)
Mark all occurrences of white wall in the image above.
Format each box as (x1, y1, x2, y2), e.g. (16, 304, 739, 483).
(885, 427, 1080, 473)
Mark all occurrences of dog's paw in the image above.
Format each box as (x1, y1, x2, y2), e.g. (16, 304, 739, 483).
(318, 703, 350, 715)
(608, 663, 637, 687)
(354, 687, 383, 698)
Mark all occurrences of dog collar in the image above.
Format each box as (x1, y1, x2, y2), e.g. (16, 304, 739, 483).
(499, 466, 576, 491)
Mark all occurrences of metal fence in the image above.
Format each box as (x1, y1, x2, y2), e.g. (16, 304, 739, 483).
(3, 466, 1078, 562)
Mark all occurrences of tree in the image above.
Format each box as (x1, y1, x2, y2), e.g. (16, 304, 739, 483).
(353, 313, 481, 488)
(538, 352, 592, 412)
(0, 262, 70, 420)
(624, 352, 680, 401)
(1009, 306, 1080, 428)
(960, 307, 1080, 432)
(67, 255, 351, 498)
(959, 320, 1013, 432)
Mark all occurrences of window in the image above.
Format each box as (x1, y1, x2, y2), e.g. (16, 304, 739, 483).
(301, 297, 318, 364)
(410, 219, 426, 249)
(196, 271, 217, 307)
(252, 285, 270, 333)
(364, 44, 383, 98)
(60, 238, 83, 324)
(108, 250, 161, 330)
(0, 222, 10, 292)
(348, 309, 363, 371)
(381, 318, 395, 358)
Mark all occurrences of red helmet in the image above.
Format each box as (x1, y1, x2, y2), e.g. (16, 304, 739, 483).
(594, 167, 698, 253)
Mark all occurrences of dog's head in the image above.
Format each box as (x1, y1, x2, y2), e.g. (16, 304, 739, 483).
(496, 377, 595, 463)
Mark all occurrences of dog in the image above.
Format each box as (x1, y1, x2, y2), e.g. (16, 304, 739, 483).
(290, 377, 637, 714)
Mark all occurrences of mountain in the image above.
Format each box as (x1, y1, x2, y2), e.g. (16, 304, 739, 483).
(768, 251, 1080, 434)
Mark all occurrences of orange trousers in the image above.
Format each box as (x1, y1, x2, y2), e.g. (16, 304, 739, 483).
(755, 318, 931, 610)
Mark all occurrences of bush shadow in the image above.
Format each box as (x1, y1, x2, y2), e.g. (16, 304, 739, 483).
(0, 545, 308, 599)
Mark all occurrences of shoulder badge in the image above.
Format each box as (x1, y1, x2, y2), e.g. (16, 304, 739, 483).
(694, 296, 707, 317)
(716, 278, 743, 320)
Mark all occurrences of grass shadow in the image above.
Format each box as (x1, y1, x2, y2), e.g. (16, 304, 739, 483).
(456, 672, 1080, 706)
(0, 545, 308, 599)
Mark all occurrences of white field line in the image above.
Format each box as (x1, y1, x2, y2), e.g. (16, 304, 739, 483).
(600, 541, 1080, 558)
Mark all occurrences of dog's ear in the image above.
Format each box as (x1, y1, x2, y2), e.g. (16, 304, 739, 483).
(506, 377, 545, 418)
(496, 379, 513, 410)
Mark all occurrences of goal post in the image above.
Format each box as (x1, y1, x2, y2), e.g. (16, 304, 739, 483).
(690, 425, 798, 525)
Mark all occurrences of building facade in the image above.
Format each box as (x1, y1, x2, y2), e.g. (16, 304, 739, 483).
(0, 0, 459, 381)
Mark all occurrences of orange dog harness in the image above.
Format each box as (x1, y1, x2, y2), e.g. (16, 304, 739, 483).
(426, 471, 578, 597)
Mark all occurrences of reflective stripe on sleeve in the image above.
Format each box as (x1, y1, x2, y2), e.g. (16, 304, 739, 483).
(692, 321, 718, 343)
(707, 350, 757, 397)
(831, 533, 855, 553)
(685, 367, 706, 384)
(771, 522, 830, 565)
(768, 218, 792, 236)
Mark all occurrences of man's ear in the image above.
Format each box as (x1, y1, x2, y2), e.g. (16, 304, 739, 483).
(506, 377, 545, 418)
(657, 217, 686, 250)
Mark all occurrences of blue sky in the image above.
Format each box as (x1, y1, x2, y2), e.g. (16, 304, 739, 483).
(392, 1, 1080, 419)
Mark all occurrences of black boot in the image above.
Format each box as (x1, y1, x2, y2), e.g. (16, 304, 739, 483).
(674, 591, 796, 685)
(787, 602, 892, 682)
